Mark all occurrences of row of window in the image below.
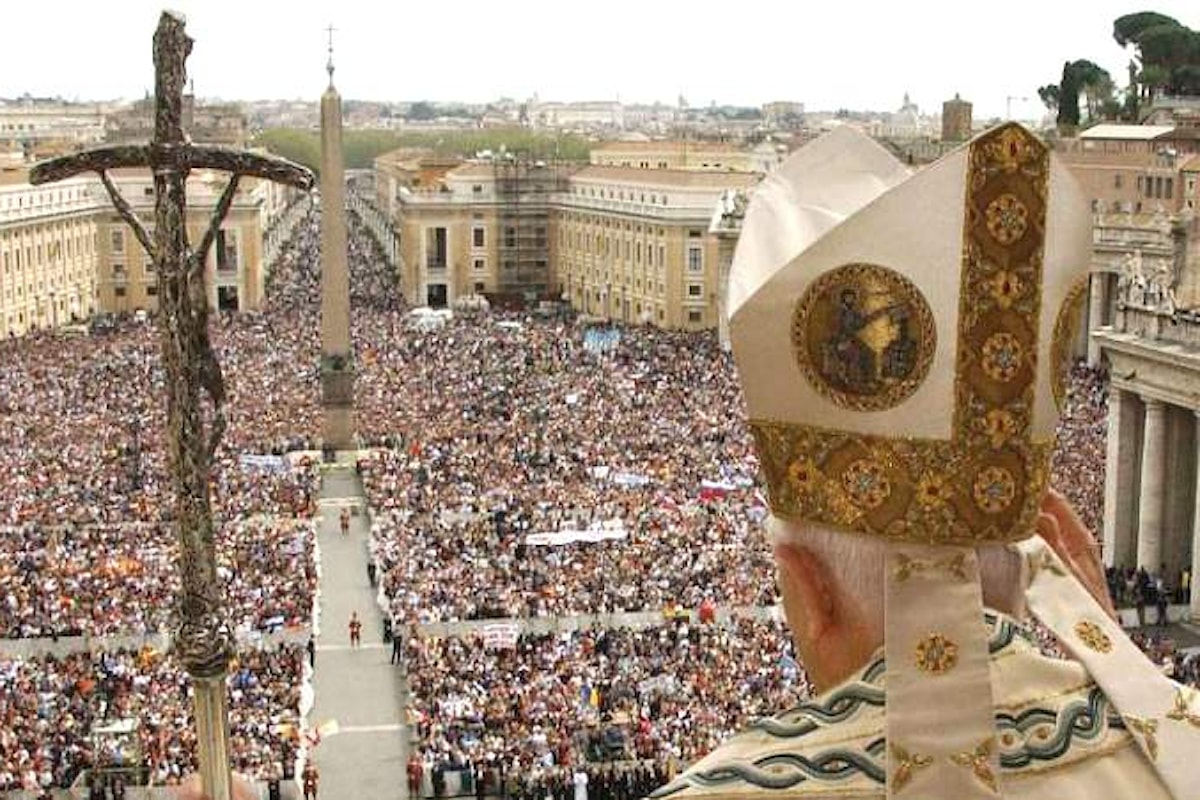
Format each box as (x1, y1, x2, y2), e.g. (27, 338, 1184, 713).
(1, 224, 97, 274)
(560, 213, 677, 237)
(570, 287, 705, 326)
(2, 275, 92, 304)
(0, 185, 90, 211)
(571, 185, 671, 206)
(1113, 172, 1176, 200)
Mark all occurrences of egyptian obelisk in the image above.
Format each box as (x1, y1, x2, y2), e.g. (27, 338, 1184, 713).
(320, 30, 355, 451)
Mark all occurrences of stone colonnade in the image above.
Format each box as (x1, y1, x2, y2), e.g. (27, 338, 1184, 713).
(1103, 382, 1200, 621)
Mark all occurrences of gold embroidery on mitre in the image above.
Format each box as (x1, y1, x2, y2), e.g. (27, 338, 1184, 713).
(985, 193, 1030, 245)
(1124, 715, 1159, 761)
(750, 421, 1053, 545)
(951, 738, 999, 793)
(751, 125, 1052, 546)
(893, 552, 971, 582)
(1073, 620, 1113, 653)
(792, 263, 936, 412)
(890, 743, 933, 792)
(980, 332, 1025, 383)
(841, 459, 891, 509)
(915, 632, 959, 674)
(1051, 276, 1089, 410)
(972, 465, 1017, 513)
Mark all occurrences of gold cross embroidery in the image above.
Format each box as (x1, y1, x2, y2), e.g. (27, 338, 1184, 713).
(1166, 688, 1200, 729)
(890, 743, 933, 792)
(1026, 548, 1066, 581)
(950, 738, 999, 794)
(1124, 715, 1159, 761)
(893, 552, 972, 582)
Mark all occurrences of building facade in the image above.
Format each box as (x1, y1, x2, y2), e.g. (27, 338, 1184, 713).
(941, 94, 972, 142)
(0, 165, 292, 337)
(94, 170, 286, 315)
(0, 100, 108, 156)
(376, 146, 761, 329)
(1057, 124, 1200, 217)
(0, 172, 100, 335)
(555, 166, 758, 330)
(589, 140, 782, 173)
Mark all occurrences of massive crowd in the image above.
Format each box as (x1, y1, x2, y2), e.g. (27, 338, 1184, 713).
(0, 202, 328, 791)
(0, 643, 303, 792)
(1051, 363, 1109, 536)
(0, 519, 315, 639)
(405, 617, 807, 785)
(359, 315, 772, 625)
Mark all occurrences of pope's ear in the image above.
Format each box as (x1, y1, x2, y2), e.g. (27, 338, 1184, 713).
(775, 543, 836, 638)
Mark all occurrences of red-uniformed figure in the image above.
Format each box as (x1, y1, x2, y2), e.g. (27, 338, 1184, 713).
(349, 612, 362, 647)
(302, 761, 318, 800)
(407, 753, 424, 799)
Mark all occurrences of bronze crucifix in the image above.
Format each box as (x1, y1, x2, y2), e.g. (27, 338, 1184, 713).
(30, 11, 313, 800)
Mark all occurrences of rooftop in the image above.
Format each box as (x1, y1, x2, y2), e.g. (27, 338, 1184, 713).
(592, 140, 740, 154)
(1078, 124, 1176, 141)
(572, 164, 760, 188)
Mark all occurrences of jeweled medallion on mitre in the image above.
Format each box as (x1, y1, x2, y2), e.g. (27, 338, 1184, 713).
(792, 263, 935, 411)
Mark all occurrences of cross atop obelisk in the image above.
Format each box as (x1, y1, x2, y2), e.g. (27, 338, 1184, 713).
(325, 24, 336, 85)
(319, 24, 355, 452)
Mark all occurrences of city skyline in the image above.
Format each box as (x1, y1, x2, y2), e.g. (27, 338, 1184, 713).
(1, 1, 1197, 120)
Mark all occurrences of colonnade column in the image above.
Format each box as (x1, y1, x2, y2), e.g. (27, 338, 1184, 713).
(1086, 272, 1107, 366)
(1103, 387, 1137, 567)
(1137, 397, 1167, 571)
(1192, 411, 1200, 622)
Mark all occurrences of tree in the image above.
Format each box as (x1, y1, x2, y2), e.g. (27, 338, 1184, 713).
(1113, 12, 1180, 47)
(1113, 12, 1200, 111)
(1042, 60, 1117, 132)
(1037, 84, 1060, 113)
(406, 101, 438, 121)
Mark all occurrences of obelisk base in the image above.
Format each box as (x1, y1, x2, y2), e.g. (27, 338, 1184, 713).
(320, 363, 355, 453)
(192, 673, 234, 800)
(323, 406, 356, 453)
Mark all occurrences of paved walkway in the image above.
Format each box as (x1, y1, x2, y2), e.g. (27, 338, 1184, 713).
(309, 466, 410, 799)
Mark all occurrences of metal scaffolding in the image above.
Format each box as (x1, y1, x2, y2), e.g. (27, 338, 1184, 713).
(493, 157, 566, 301)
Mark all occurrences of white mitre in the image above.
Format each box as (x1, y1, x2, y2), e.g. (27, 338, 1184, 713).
(726, 123, 1200, 799)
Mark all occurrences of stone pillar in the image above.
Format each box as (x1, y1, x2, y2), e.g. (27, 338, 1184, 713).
(1137, 397, 1168, 571)
(193, 675, 233, 800)
(1103, 386, 1138, 568)
(1086, 272, 1107, 366)
(1192, 411, 1200, 622)
(320, 80, 355, 451)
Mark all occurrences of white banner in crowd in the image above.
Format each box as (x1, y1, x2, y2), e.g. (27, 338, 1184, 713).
(525, 520, 628, 546)
(589, 466, 651, 487)
(482, 623, 520, 649)
(238, 454, 287, 473)
(611, 471, 651, 487)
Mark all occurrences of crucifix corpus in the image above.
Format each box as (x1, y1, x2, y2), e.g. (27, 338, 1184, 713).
(30, 12, 314, 800)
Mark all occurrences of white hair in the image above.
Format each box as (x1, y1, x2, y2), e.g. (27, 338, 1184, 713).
(769, 516, 1025, 637)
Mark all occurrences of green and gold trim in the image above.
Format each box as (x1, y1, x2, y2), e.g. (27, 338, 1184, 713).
(754, 124, 1053, 545)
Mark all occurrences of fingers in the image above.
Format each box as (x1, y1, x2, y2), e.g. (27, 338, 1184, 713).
(1035, 511, 1070, 564)
(1038, 492, 1119, 621)
(1042, 490, 1096, 562)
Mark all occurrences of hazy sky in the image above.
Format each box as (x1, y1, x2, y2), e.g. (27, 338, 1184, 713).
(1, 1, 1196, 119)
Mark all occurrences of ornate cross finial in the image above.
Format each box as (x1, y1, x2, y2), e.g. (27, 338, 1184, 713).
(325, 23, 336, 85)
